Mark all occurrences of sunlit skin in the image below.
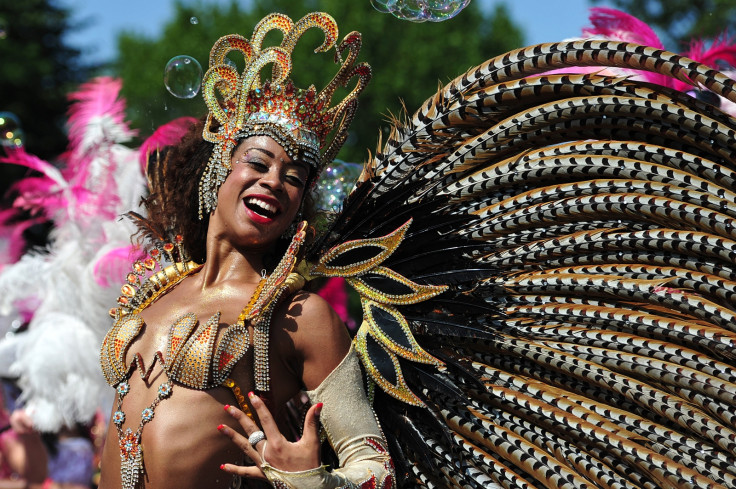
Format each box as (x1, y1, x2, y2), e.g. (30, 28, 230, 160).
(98, 136, 351, 489)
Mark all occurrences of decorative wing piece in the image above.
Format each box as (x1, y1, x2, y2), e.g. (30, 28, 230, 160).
(357, 300, 440, 405)
(311, 220, 445, 405)
(307, 37, 736, 488)
(311, 219, 412, 277)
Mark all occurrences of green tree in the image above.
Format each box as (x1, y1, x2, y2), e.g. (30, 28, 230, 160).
(0, 0, 93, 194)
(592, 0, 736, 48)
(115, 0, 523, 163)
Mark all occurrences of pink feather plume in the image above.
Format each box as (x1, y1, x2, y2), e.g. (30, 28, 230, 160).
(65, 77, 134, 153)
(317, 277, 352, 327)
(92, 245, 143, 287)
(0, 209, 45, 265)
(0, 148, 64, 183)
(0, 148, 66, 219)
(686, 35, 736, 70)
(62, 77, 137, 188)
(583, 7, 664, 49)
(0, 77, 143, 256)
(138, 117, 197, 175)
(582, 7, 670, 88)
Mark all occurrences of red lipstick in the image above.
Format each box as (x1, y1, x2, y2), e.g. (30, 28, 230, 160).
(243, 194, 281, 225)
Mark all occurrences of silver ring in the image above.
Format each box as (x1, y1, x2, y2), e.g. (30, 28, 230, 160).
(248, 430, 266, 447)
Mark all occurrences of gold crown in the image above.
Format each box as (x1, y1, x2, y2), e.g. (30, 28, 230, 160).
(198, 12, 371, 218)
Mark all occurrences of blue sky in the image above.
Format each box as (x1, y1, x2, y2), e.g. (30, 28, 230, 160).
(61, 0, 616, 65)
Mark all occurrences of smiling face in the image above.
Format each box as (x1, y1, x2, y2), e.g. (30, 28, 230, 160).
(209, 135, 310, 251)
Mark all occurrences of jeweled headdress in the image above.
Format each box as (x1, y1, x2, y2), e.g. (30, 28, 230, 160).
(198, 12, 372, 218)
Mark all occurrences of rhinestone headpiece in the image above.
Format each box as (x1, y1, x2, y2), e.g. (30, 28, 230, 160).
(198, 12, 372, 218)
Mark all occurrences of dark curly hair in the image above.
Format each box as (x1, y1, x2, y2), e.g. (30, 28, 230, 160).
(134, 116, 317, 269)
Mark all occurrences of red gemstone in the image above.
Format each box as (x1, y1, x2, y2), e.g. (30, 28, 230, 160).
(218, 351, 234, 370)
(163, 243, 174, 252)
(126, 273, 138, 284)
(358, 475, 377, 489)
(175, 234, 183, 244)
(149, 249, 160, 258)
(143, 258, 156, 270)
(119, 431, 139, 459)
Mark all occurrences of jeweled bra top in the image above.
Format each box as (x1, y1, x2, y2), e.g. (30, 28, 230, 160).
(100, 225, 309, 394)
(100, 272, 253, 391)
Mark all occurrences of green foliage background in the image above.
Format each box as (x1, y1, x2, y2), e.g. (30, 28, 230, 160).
(115, 0, 524, 163)
(0, 0, 92, 195)
(5, 0, 734, 189)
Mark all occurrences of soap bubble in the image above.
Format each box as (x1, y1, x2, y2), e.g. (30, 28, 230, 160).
(164, 55, 203, 99)
(370, 0, 398, 14)
(190, 16, 199, 25)
(394, 0, 431, 22)
(372, 0, 470, 22)
(425, 0, 471, 21)
(0, 112, 24, 148)
(314, 160, 363, 211)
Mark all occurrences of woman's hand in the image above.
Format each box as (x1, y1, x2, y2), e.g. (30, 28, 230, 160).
(218, 392, 324, 479)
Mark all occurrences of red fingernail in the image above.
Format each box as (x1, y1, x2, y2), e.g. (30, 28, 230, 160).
(223, 404, 230, 411)
(220, 464, 226, 470)
(247, 391, 255, 398)
(315, 402, 324, 415)
(217, 424, 224, 431)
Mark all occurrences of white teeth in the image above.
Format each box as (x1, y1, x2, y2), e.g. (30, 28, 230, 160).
(245, 197, 278, 214)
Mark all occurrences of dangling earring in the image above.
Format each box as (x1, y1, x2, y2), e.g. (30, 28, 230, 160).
(282, 209, 303, 240)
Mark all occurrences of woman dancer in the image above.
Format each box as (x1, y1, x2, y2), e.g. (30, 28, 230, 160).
(100, 7, 736, 489)
(98, 12, 392, 489)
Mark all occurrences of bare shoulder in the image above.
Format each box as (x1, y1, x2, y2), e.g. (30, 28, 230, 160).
(279, 290, 352, 390)
(284, 290, 349, 344)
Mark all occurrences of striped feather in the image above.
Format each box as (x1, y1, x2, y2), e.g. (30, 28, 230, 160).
(309, 40, 736, 487)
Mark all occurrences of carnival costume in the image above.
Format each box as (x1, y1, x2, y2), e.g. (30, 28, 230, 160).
(101, 12, 392, 489)
(96, 8, 736, 489)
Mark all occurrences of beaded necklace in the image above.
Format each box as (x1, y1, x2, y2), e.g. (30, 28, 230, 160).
(114, 377, 172, 488)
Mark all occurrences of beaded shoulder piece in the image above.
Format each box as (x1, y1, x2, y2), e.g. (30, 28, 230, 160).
(107, 235, 199, 320)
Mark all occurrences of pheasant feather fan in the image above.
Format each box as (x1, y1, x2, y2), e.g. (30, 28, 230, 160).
(309, 39, 736, 488)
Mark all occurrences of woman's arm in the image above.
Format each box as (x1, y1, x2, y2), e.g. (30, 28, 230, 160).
(262, 345, 394, 488)
(220, 292, 394, 488)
